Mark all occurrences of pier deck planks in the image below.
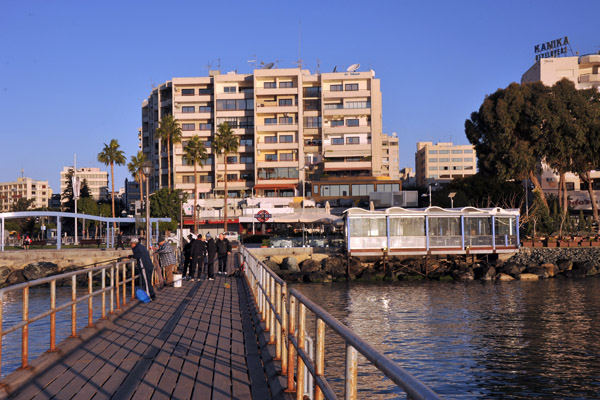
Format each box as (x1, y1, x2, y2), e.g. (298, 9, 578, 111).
(4, 254, 289, 400)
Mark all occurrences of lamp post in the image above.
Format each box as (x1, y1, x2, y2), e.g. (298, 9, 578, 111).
(300, 165, 309, 247)
(196, 204, 201, 234)
(178, 191, 185, 254)
(141, 161, 153, 247)
(448, 192, 456, 208)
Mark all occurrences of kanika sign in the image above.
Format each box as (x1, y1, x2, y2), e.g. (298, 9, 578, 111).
(534, 36, 570, 61)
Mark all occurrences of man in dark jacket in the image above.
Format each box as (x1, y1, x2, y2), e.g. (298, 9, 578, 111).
(206, 232, 217, 281)
(130, 237, 156, 300)
(216, 233, 232, 275)
(189, 233, 206, 281)
(183, 234, 194, 279)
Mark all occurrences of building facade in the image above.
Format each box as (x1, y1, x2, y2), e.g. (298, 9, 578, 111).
(141, 67, 394, 203)
(522, 53, 600, 210)
(415, 142, 476, 187)
(60, 167, 109, 201)
(0, 177, 52, 212)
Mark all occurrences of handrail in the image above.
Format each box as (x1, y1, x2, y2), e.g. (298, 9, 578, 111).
(239, 245, 440, 400)
(0, 259, 138, 376)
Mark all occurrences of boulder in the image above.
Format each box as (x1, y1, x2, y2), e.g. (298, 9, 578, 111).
(541, 263, 558, 278)
(519, 273, 539, 281)
(474, 265, 496, 281)
(452, 267, 474, 281)
(0, 266, 12, 284)
(310, 254, 329, 262)
(573, 261, 596, 274)
(564, 269, 586, 278)
(269, 255, 286, 264)
(358, 268, 385, 281)
(497, 273, 515, 281)
(264, 260, 281, 272)
(556, 259, 573, 271)
(502, 262, 521, 277)
(300, 259, 321, 273)
(22, 261, 59, 281)
(526, 267, 549, 279)
(322, 256, 346, 278)
(302, 271, 332, 283)
(7, 270, 26, 285)
(281, 257, 300, 272)
(347, 257, 364, 278)
(277, 270, 304, 282)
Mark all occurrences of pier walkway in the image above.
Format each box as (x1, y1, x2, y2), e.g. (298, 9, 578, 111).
(1, 269, 288, 399)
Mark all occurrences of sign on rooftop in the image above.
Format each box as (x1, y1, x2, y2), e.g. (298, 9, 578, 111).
(534, 36, 571, 61)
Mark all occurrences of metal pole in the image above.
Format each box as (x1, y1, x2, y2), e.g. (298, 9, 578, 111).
(50, 280, 56, 350)
(428, 184, 432, 207)
(88, 270, 93, 327)
(296, 303, 306, 400)
(74, 154, 78, 246)
(316, 318, 325, 400)
(146, 176, 150, 248)
(71, 275, 77, 338)
(345, 344, 358, 400)
(101, 268, 106, 319)
(22, 286, 29, 369)
(286, 296, 296, 393)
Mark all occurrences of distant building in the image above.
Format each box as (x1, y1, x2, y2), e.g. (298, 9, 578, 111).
(381, 133, 400, 180)
(60, 167, 109, 201)
(123, 178, 142, 216)
(0, 177, 52, 212)
(415, 142, 477, 187)
(522, 53, 600, 210)
(399, 167, 416, 187)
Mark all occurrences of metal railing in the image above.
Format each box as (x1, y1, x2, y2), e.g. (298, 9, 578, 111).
(0, 259, 138, 376)
(239, 246, 440, 400)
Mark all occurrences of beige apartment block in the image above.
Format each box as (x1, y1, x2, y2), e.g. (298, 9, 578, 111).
(141, 67, 390, 200)
(60, 167, 109, 201)
(415, 142, 476, 187)
(0, 177, 52, 212)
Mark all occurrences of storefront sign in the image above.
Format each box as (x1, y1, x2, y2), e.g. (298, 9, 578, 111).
(534, 36, 570, 61)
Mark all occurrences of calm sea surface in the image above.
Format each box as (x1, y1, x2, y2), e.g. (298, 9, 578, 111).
(291, 279, 600, 399)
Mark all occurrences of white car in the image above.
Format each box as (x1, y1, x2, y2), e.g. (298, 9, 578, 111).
(223, 231, 239, 242)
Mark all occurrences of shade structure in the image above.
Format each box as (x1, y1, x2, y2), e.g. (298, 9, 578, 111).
(272, 212, 342, 224)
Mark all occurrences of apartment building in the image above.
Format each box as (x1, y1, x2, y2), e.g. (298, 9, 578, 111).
(141, 67, 392, 202)
(415, 142, 476, 187)
(60, 167, 109, 201)
(0, 177, 51, 212)
(522, 53, 600, 210)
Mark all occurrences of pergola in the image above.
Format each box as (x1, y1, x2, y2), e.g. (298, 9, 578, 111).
(0, 211, 171, 251)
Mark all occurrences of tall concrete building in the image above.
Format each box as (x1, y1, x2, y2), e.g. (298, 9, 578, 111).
(60, 167, 109, 201)
(522, 53, 600, 209)
(415, 142, 476, 187)
(141, 67, 396, 201)
(0, 177, 52, 212)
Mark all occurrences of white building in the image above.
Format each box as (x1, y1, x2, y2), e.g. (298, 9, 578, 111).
(0, 177, 52, 212)
(60, 167, 109, 201)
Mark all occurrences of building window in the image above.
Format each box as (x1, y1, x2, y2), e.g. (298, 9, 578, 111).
(303, 99, 320, 111)
(430, 158, 438, 162)
(240, 138, 253, 146)
(265, 154, 278, 161)
(332, 138, 344, 145)
(453, 166, 463, 170)
(182, 175, 195, 183)
(452, 150, 462, 154)
(428, 150, 437, 154)
(346, 137, 359, 144)
(304, 116, 321, 128)
(241, 173, 254, 180)
(199, 175, 213, 183)
(241, 155, 254, 163)
(280, 153, 294, 161)
(351, 184, 375, 196)
(226, 156, 238, 164)
(265, 118, 277, 125)
(464, 158, 474, 162)
(181, 89, 194, 96)
(226, 174, 237, 181)
(345, 101, 371, 109)
(182, 106, 195, 113)
(264, 82, 276, 89)
(303, 87, 321, 97)
(223, 86, 236, 93)
(439, 150, 450, 154)
(464, 149, 474, 154)
(430, 166, 438, 170)
(330, 84, 343, 92)
(345, 83, 359, 91)
(182, 123, 195, 131)
(331, 120, 344, 127)
(257, 167, 298, 179)
(199, 106, 212, 112)
(439, 158, 449, 162)
(279, 117, 294, 125)
(264, 136, 277, 143)
(464, 166, 474, 170)
(279, 81, 294, 88)
(199, 123, 212, 130)
(279, 135, 294, 143)
(346, 119, 359, 127)
(452, 158, 462, 162)
(279, 98, 293, 106)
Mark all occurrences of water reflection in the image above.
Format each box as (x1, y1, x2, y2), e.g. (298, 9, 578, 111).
(292, 279, 600, 399)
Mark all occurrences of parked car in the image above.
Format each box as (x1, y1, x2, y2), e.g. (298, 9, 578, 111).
(223, 231, 239, 242)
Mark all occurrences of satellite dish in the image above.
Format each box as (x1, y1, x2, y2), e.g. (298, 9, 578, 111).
(347, 64, 360, 72)
(263, 62, 274, 69)
(333, 66, 337, 72)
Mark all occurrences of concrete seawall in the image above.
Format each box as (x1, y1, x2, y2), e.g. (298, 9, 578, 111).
(0, 249, 131, 270)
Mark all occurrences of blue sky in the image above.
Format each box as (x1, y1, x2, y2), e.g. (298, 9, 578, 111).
(1, 0, 598, 193)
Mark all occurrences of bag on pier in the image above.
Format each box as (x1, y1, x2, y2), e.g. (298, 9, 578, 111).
(135, 288, 151, 303)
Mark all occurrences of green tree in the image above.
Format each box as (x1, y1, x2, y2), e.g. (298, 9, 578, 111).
(212, 122, 239, 231)
(127, 151, 147, 216)
(80, 179, 91, 198)
(97, 139, 126, 220)
(183, 135, 208, 233)
(156, 114, 182, 190)
(150, 188, 186, 233)
(61, 167, 75, 212)
(11, 198, 35, 212)
(78, 197, 99, 238)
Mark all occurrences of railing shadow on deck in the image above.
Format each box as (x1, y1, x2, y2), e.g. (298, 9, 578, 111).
(239, 245, 441, 400)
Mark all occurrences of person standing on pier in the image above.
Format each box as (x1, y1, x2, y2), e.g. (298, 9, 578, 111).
(189, 233, 206, 281)
(216, 233, 231, 275)
(129, 237, 156, 301)
(183, 234, 194, 279)
(116, 230, 125, 250)
(206, 232, 217, 281)
(156, 236, 176, 284)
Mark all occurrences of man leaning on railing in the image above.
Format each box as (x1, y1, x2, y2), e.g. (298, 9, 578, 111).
(129, 237, 156, 301)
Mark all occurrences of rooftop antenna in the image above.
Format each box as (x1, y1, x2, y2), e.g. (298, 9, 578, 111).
(21, 168, 24, 178)
(333, 66, 337, 72)
(347, 63, 360, 72)
(263, 62, 274, 69)
(274, 60, 282, 68)
(316, 58, 320, 74)
(205, 60, 213, 75)
(247, 55, 257, 69)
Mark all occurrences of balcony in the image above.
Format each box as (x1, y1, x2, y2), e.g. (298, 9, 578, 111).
(255, 104, 298, 114)
(174, 94, 213, 103)
(174, 111, 213, 120)
(257, 160, 298, 168)
(323, 125, 371, 134)
(255, 87, 298, 96)
(323, 107, 371, 117)
(322, 89, 370, 99)
(580, 74, 600, 83)
(580, 54, 600, 65)
(256, 123, 298, 132)
(256, 141, 298, 151)
(323, 144, 371, 156)
(324, 160, 371, 171)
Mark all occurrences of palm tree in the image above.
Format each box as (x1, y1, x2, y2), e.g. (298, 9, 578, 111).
(156, 114, 182, 190)
(127, 151, 147, 215)
(97, 139, 126, 220)
(183, 135, 208, 233)
(212, 122, 239, 232)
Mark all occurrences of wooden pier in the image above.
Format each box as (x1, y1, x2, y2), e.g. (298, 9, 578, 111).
(0, 270, 290, 399)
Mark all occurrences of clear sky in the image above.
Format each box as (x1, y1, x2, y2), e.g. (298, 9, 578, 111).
(1, 0, 598, 194)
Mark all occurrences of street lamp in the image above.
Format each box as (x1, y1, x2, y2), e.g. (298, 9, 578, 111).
(141, 161, 153, 247)
(178, 191, 185, 253)
(195, 204, 201, 234)
(448, 192, 456, 208)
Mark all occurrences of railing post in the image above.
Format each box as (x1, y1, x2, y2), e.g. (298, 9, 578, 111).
(71, 275, 77, 338)
(50, 280, 56, 351)
(101, 268, 106, 319)
(88, 270, 93, 327)
(285, 295, 296, 393)
(269, 276, 275, 342)
(21, 286, 29, 369)
(315, 317, 325, 400)
(121, 264, 127, 307)
(131, 261, 136, 300)
(115, 263, 121, 310)
(281, 285, 288, 375)
(296, 302, 306, 400)
(345, 344, 358, 400)
(0, 292, 3, 376)
(110, 265, 115, 314)
(275, 283, 282, 360)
